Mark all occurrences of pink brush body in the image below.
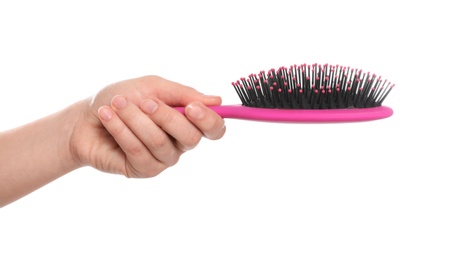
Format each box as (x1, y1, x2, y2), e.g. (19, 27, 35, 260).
(176, 105, 393, 123)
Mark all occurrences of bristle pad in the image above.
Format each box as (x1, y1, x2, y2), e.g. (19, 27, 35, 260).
(232, 63, 394, 109)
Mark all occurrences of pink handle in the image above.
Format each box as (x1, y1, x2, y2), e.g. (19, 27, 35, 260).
(175, 105, 393, 123)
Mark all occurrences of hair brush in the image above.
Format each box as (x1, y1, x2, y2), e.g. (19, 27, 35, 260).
(176, 63, 394, 123)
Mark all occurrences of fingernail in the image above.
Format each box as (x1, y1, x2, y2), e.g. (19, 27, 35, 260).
(98, 106, 113, 121)
(141, 99, 158, 114)
(112, 96, 127, 110)
(186, 103, 205, 119)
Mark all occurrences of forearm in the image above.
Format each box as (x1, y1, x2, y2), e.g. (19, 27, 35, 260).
(0, 102, 83, 207)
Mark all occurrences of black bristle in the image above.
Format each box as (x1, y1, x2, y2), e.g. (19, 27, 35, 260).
(231, 63, 394, 109)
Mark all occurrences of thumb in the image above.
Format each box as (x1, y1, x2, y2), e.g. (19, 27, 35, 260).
(142, 76, 222, 107)
(170, 89, 222, 107)
(189, 94, 223, 107)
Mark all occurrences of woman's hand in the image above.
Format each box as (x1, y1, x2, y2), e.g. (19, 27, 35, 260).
(70, 75, 226, 178)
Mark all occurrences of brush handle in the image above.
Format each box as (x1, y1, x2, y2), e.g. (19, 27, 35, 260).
(175, 105, 393, 123)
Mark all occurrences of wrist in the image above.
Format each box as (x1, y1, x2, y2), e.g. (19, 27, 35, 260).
(56, 99, 89, 172)
(62, 98, 94, 170)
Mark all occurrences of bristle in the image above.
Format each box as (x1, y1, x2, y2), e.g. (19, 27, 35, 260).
(232, 63, 394, 109)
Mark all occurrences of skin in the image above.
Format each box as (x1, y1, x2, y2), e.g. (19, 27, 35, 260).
(0, 75, 226, 207)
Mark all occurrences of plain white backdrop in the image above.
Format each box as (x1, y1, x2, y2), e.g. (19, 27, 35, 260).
(1, 1, 463, 259)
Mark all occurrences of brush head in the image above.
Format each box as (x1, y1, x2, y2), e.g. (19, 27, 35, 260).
(232, 63, 394, 109)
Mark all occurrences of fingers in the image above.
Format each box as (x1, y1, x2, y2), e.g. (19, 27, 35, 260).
(98, 96, 181, 178)
(96, 90, 226, 178)
(112, 96, 185, 165)
(139, 98, 204, 152)
(98, 105, 164, 178)
(185, 101, 226, 140)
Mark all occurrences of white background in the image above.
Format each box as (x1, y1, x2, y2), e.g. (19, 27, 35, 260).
(1, 1, 463, 259)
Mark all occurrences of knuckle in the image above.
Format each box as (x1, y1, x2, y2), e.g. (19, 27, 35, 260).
(165, 156, 179, 168)
(125, 161, 165, 179)
(164, 152, 180, 167)
(157, 108, 177, 126)
(149, 134, 171, 149)
(125, 143, 145, 157)
(109, 121, 126, 137)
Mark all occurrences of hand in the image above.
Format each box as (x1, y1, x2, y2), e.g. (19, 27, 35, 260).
(70, 75, 226, 178)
